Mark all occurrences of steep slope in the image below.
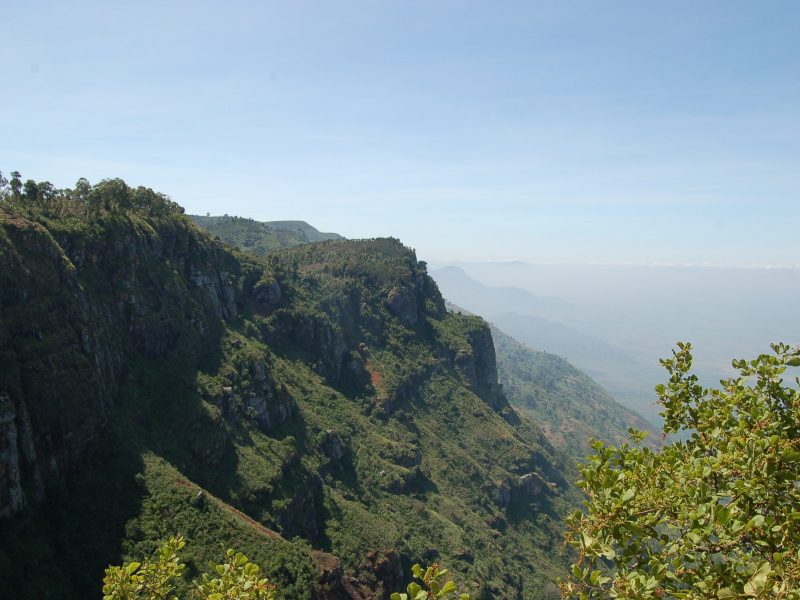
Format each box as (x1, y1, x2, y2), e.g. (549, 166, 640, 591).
(445, 303, 658, 459)
(430, 267, 663, 424)
(190, 214, 342, 255)
(490, 313, 664, 424)
(0, 183, 576, 600)
(490, 326, 660, 458)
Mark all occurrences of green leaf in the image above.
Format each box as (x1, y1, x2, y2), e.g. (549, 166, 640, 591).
(441, 580, 456, 594)
(125, 562, 141, 575)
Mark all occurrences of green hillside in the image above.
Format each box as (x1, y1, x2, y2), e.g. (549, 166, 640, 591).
(0, 176, 577, 599)
(491, 326, 660, 459)
(190, 214, 342, 255)
(444, 303, 659, 460)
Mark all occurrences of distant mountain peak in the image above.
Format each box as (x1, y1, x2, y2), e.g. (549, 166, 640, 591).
(430, 265, 567, 319)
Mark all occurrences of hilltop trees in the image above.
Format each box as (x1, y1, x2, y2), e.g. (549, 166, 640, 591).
(562, 343, 800, 599)
(0, 170, 184, 218)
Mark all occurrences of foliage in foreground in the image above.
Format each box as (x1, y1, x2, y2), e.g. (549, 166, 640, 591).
(104, 535, 277, 600)
(562, 343, 800, 599)
(390, 563, 470, 600)
(104, 538, 468, 600)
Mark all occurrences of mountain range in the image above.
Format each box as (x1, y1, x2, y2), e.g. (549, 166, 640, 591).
(0, 187, 661, 600)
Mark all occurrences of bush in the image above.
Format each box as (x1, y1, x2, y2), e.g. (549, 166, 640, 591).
(103, 537, 275, 600)
(561, 343, 800, 599)
(105, 538, 470, 600)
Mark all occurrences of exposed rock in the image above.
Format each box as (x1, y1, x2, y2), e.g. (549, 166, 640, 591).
(321, 430, 345, 461)
(242, 386, 295, 432)
(363, 548, 405, 595)
(0, 211, 247, 518)
(277, 472, 325, 542)
(337, 548, 406, 600)
(312, 549, 411, 600)
(312, 551, 349, 599)
(489, 479, 512, 508)
(386, 286, 418, 327)
(0, 216, 123, 517)
(486, 513, 507, 531)
(517, 472, 546, 497)
(453, 324, 507, 411)
(253, 277, 282, 310)
(0, 394, 23, 518)
(189, 266, 237, 321)
(488, 471, 550, 510)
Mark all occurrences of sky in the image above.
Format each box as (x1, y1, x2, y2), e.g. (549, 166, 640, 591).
(2, 0, 799, 266)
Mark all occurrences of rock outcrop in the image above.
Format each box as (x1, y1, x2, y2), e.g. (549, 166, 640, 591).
(0, 202, 577, 599)
(0, 211, 245, 517)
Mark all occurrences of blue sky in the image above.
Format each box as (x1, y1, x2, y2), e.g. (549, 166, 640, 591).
(2, 1, 798, 265)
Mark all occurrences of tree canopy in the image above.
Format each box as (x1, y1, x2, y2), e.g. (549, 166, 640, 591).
(562, 342, 800, 599)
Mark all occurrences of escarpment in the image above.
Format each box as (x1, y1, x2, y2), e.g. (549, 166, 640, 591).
(0, 193, 577, 600)
(0, 211, 242, 518)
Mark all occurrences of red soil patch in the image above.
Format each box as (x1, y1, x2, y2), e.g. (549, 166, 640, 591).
(366, 362, 386, 398)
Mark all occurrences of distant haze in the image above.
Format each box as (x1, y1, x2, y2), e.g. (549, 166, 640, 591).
(2, 2, 799, 267)
(431, 262, 800, 423)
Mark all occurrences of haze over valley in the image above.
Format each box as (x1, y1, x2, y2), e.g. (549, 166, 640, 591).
(2, 1, 799, 598)
(430, 262, 799, 423)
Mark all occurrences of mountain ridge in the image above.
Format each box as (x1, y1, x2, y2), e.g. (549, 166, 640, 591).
(190, 214, 342, 255)
(0, 182, 576, 599)
(445, 303, 659, 458)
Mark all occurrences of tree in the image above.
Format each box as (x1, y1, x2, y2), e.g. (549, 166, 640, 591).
(23, 179, 38, 202)
(390, 563, 471, 600)
(195, 549, 277, 600)
(103, 535, 186, 600)
(105, 538, 471, 600)
(561, 343, 800, 599)
(9, 171, 21, 199)
(104, 538, 277, 600)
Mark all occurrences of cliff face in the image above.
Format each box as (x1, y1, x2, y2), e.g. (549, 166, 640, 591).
(0, 215, 121, 517)
(0, 202, 574, 600)
(0, 211, 244, 518)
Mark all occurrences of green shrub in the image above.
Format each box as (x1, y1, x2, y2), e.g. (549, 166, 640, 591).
(561, 343, 800, 599)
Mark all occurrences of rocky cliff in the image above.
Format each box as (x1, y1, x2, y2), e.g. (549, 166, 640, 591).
(0, 183, 575, 600)
(0, 210, 243, 519)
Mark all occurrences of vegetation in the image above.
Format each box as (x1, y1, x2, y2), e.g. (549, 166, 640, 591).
(490, 324, 659, 460)
(0, 170, 185, 220)
(0, 172, 578, 599)
(391, 563, 472, 600)
(104, 537, 279, 600)
(105, 537, 471, 600)
(11, 171, 796, 599)
(562, 343, 800, 599)
(103, 536, 188, 600)
(190, 214, 341, 255)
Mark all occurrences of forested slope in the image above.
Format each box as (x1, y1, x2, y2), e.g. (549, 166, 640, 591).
(0, 175, 577, 599)
(491, 326, 659, 459)
(190, 214, 342, 255)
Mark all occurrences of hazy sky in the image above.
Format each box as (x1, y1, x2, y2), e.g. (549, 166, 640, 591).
(2, 1, 798, 266)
